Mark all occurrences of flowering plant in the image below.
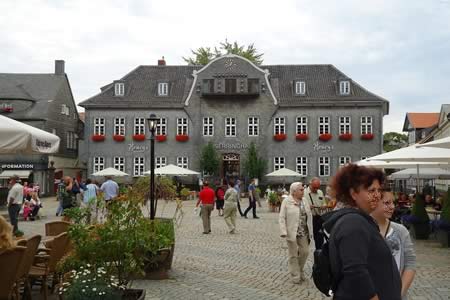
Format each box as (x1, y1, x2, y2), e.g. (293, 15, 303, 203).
(295, 133, 309, 141)
(273, 133, 287, 141)
(361, 133, 374, 140)
(319, 133, 332, 141)
(113, 135, 125, 142)
(91, 135, 105, 142)
(132, 134, 146, 141)
(175, 134, 189, 142)
(339, 133, 352, 141)
(59, 265, 125, 300)
(155, 135, 167, 142)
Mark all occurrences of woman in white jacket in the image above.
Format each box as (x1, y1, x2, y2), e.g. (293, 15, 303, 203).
(279, 182, 314, 284)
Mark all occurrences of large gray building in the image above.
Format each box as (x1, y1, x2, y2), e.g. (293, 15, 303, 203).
(0, 60, 83, 195)
(79, 55, 388, 184)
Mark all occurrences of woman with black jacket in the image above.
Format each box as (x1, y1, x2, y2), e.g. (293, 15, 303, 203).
(322, 164, 401, 300)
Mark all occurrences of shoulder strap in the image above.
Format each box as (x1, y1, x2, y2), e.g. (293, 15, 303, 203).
(309, 193, 316, 206)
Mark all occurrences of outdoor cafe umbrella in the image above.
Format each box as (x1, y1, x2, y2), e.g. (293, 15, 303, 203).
(143, 164, 200, 176)
(265, 168, 303, 177)
(91, 167, 129, 177)
(0, 115, 60, 154)
(355, 159, 449, 169)
(389, 168, 450, 180)
(416, 136, 450, 149)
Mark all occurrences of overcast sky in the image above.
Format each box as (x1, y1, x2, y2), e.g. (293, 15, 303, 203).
(1, 0, 449, 133)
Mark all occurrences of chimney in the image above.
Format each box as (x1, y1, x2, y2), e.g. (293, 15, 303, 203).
(157, 56, 166, 66)
(55, 60, 65, 75)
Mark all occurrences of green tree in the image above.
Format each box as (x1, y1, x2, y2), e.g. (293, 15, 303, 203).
(183, 39, 264, 65)
(199, 142, 220, 176)
(383, 132, 408, 152)
(243, 142, 267, 180)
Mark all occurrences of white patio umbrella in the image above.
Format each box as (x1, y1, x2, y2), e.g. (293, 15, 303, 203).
(0, 115, 60, 154)
(91, 167, 129, 177)
(389, 168, 450, 180)
(416, 136, 450, 149)
(143, 164, 200, 176)
(265, 168, 303, 177)
(355, 159, 449, 169)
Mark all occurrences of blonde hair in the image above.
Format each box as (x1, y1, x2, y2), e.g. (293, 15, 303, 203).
(0, 216, 15, 250)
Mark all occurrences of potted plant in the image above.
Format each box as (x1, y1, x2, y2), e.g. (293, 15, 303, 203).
(319, 133, 332, 141)
(273, 133, 287, 141)
(408, 193, 430, 240)
(179, 187, 190, 200)
(361, 133, 374, 140)
(113, 135, 125, 142)
(268, 192, 279, 212)
(339, 133, 352, 141)
(91, 134, 105, 142)
(175, 134, 189, 142)
(156, 135, 167, 142)
(132, 134, 146, 141)
(436, 188, 450, 247)
(295, 133, 309, 141)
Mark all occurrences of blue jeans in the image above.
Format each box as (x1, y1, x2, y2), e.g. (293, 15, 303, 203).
(56, 197, 64, 216)
(8, 204, 21, 232)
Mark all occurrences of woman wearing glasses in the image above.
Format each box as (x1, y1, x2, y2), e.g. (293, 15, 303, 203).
(322, 164, 401, 300)
(371, 191, 416, 300)
(279, 182, 314, 284)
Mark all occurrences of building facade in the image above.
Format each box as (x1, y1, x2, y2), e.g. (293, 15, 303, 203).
(79, 55, 388, 184)
(0, 60, 84, 195)
(402, 112, 439, 145)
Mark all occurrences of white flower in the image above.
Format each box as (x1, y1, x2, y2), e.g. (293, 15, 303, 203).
(87, 263, 91, 267)
(82, 289, 85, 293)
(82, 280, 86, 283)
(92, 288, 97, 291)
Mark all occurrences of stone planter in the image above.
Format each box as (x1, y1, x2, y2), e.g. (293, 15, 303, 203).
(437, 229, 450, 247)
(409, 222, 430, 240)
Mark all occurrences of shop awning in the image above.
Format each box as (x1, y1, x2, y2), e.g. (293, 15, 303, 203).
(0, 170, 32, 179)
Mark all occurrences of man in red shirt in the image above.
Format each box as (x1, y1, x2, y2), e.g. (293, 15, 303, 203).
(196, 181, 215, 234)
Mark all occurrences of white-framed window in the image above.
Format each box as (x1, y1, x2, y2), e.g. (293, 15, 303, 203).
(177, 118, 188, 135)
(94, 118, 105, 135)
(274, 117, 286, 135)
(114, 117, 125, 136)
(296, 157, 308, 176)
(203, 117, 214, 136)
(225, 117, 236, 137)
(93, 157, 105, 173)
(318, 116, 330, 134)
(248, 117, 259, 136)
(340, 81, 350, 95)
(134, 157, 145, 176)
(177, 157, 188, 169)
(295, 81, 306, 95)
(361, 116, 373, 134)
(296, 116, 308, 134)
(1, 103, 12, 109)
(66, 132, 77, 150)
(114, 156, 125, 172)
(274, 157, 285, 171)
(134, 118, 145, 135)
(339, 116, 351, 134)
(318, 157, 330, 176)
(115, 83, 125, 96)
(158, 82, 169, 96)
(156, 118, 167, 136)
(156, 157, 167, 168)
(61, 104, 69, 115)
(339, 156, 351, 167)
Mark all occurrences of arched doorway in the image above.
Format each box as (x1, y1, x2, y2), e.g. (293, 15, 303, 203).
(222, 153, 240, 179)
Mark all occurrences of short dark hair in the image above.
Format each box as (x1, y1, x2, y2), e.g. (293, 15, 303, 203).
(228, 179, 235, 187)
(331, 164, 385, 206)
(86, 178, 92, 184)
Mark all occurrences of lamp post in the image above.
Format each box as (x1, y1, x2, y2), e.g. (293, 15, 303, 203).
(147, 113, 158, 219)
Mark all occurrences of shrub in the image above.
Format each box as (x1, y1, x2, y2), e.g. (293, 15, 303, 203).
(180, 187, 190, 200)
(411, 193, 430, 223)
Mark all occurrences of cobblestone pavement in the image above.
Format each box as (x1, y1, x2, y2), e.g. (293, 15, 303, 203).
(3, 197, 449, 300)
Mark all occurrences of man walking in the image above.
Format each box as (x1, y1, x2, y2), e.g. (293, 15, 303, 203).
(196, 181, 215, 234)
(234, 179, 244, 216)
(243, 178, 259, 219)
(304, 177, 326, 249)
(100, 176, 119, 203)
(7, 175, 23, 234)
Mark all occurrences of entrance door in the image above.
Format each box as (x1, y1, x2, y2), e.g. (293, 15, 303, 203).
(222, 153, 240, 179)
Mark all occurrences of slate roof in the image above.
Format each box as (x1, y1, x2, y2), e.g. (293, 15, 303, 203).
(79, 63, 388, 111)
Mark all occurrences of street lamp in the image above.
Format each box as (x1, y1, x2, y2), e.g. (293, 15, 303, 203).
(147, 113, 158, 219)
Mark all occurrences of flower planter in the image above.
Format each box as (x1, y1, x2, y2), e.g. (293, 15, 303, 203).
(319, 133, 332, 142)
(339, 133, 352, 141)
(113, 135, 125, 142)
(132, 134, 146, 141)
(361, 133, 374, 140)
(156, 135, 167, 142)
(273, 133, 287, 141)
(295, 133, 309, 141)
(2, 107, 13, 113)
(409, 222, 430, 240)
(437, 229, 450, 247)
(175, 134, 189, 142)
(91, 135, 105, 142)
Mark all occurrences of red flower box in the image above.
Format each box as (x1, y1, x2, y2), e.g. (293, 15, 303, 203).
(132, 134, 146, 141)
(176, 134, 189, 142)
(319, 133, 332, 142)
(113, 135, 125, 142)
(91, 134, 105, 142)
(339, 133, 353, 141)
(296, 133, 309, 141)
(361, 133, 374, 140)
(156, 135, 167, 142)
(273, 133, 287, 141)
(2, 107, 13, 113)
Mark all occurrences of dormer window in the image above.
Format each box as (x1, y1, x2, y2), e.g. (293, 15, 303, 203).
(340, 81, 350, 95)
(295, 81, 306, 95)
(61, 104, 70, 115)
(114, 82, 125, 96)
(158, 82, 169, 96)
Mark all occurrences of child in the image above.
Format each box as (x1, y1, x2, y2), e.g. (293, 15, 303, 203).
(22, 201, 32, 221)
